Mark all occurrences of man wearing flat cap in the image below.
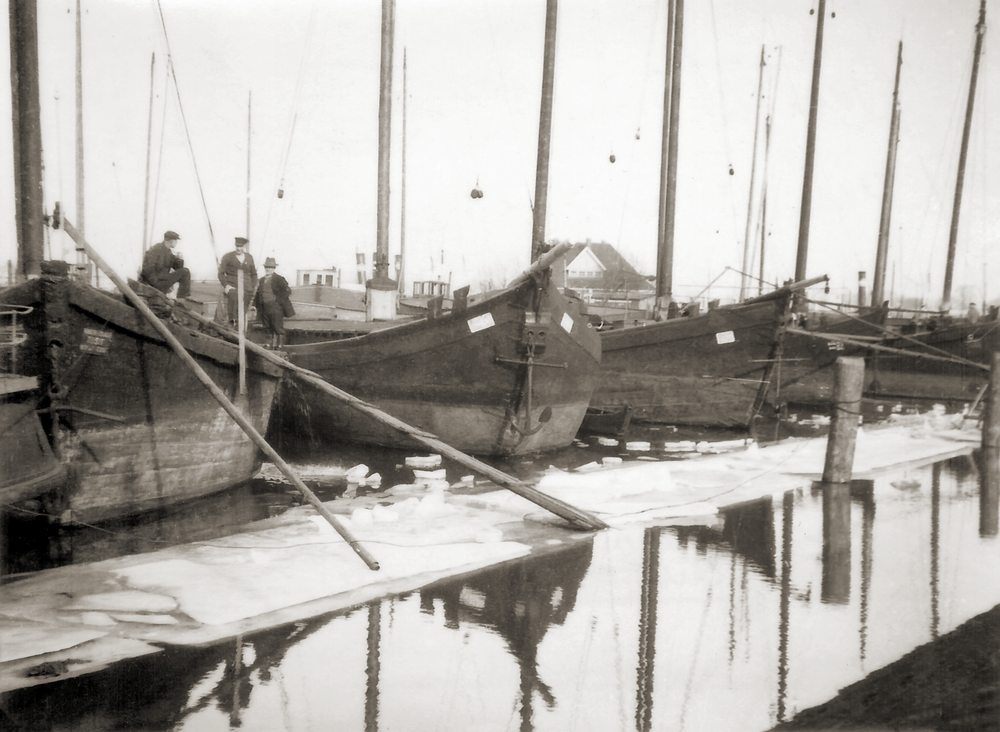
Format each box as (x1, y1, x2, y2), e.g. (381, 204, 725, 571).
(255, 257, 294, 348)
(218, 236, 258, 327)
(140, 230, 191, 299)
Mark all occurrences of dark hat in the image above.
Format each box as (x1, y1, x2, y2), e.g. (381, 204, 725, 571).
(234, 237, 248, 246)
(264, 257, 277, 268)
(164, 230, 180, 240)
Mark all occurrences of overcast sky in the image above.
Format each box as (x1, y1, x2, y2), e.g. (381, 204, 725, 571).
(1, 0, 996, 308)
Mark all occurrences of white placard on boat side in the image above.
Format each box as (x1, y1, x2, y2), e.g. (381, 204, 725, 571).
(467, 313, 495, 333)
(560, 312, 574, 333)
(715, 330, 736, 345)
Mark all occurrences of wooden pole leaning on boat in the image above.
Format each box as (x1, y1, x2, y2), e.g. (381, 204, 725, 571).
(264, 356, 609, 531)
(182, 313, 607, 530)
(58, 216, 381, 571)
(237, 268, 247, 395)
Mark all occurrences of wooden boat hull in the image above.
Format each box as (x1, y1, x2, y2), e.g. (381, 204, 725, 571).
(767, 307, 889, 407)
(591, 293, 793, 428)
(865, 318, 998, 402)
(270, 276, 602, 456)
(2, 274, 283, 524)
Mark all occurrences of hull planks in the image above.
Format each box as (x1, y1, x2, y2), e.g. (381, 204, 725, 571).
(270, 275, 601, 456)
(2, 273, 283, 524)
(591, 291, 794, 429)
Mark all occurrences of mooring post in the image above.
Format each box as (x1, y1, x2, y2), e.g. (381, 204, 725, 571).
(822, 356, 866, 484)
(980, 447, 999, 538)
(983, 352, 1000, 449)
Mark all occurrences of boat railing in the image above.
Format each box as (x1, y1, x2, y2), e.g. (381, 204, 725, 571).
(1, 303, 32, 375)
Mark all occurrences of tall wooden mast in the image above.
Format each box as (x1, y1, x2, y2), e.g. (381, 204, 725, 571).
(530, 0, 558, 263)
(872, 42, 902, 308)
(9, 0, 45, 280)
(655, 0, 683, 317)
(793, 0, 827, 284)
(367, 0, 398, 320)
(942, 0, 986, 313)
(75, 0, 84, 238)
(740, 45, 766, 302)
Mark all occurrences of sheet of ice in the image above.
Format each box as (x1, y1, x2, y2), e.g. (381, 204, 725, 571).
(405, 454, 442, 468)
(62, 591, 178, 614)
(527, 421, 979, 522)
(114, 538, 529, 626)
(0, 619, 108, 663)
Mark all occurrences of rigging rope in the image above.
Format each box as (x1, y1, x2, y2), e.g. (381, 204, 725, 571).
(260, 2, 318, 257)
(148, 58, 170, 253)
(155, 0, 219, 268)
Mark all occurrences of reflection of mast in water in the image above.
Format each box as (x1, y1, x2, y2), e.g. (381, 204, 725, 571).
(979, 448, 999, 537)
(854, 481, 875, 665)
(366, 601, 382, 732)
(419, 540, 594, 731)
(931, 461, 941, 639)
(636, 527, 660, 732)
(777, 491, 793, 723)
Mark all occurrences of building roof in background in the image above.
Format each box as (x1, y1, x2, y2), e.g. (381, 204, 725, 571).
(550, 242, 654, 294)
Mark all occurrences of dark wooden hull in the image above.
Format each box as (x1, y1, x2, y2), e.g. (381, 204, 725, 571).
(865, 318, 999, 402)
(768, 307, 889, 407)
(270, 277, 602, 456)
(1, 275, 283, 524)
(591, 292, 793, 428)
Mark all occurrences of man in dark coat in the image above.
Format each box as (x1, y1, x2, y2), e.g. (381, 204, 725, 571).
(140, 230, 191, 298)
(255, 257, 294, 347)
(218, 236, 258, 327)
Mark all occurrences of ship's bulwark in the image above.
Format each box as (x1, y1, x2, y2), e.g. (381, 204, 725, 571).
(592, 295, 791, 428)
(3, 275, 283, 524)
(270, 277, 601, 456)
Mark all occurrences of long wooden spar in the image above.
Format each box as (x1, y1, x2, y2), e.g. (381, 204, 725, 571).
(194, 245, 609, 532)
(59, 216, 382, 571)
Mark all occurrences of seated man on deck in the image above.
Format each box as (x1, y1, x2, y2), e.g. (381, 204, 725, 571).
(140, 230, 191, 300)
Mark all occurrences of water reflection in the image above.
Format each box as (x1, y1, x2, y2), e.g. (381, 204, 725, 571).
(2, 479, 303, 578)
(636, 528, 660, 732)
(417, 540, 595, 731)
(0, 615, 330, 729)
(979, 447, 999, 537)
(5, 453, 1000, 731)
(820, 482, 851, 605)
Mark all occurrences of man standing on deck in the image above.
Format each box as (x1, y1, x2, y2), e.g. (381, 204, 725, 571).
(218, 236, 258, 327)
(255, 257, 294, 348)
(140, 230, 191, 299)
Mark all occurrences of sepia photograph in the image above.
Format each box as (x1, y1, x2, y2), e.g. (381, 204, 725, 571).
(1, 0, 998, 729)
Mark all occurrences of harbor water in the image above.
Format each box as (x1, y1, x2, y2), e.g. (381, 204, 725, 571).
(2, 426, 999, 731)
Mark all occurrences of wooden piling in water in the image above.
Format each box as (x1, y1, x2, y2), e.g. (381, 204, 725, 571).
(822, 356, 865, 485)
(983, 352, 1000, 449)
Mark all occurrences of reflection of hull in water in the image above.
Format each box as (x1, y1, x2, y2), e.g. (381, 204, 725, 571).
(1, 273, 283, 525)
(2, 480, 288, 577)
(270, 275, 601, 456)
(671, 496, 776, 578)
(865, 318, 998, 402)
(592, 289, 794, 428)
(1, 613, 330, 729)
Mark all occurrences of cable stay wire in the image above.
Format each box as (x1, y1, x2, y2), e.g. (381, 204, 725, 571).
(148, 56, 171, 256)
(260, 2, 319, 258)
(154, 0, 219, 268)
